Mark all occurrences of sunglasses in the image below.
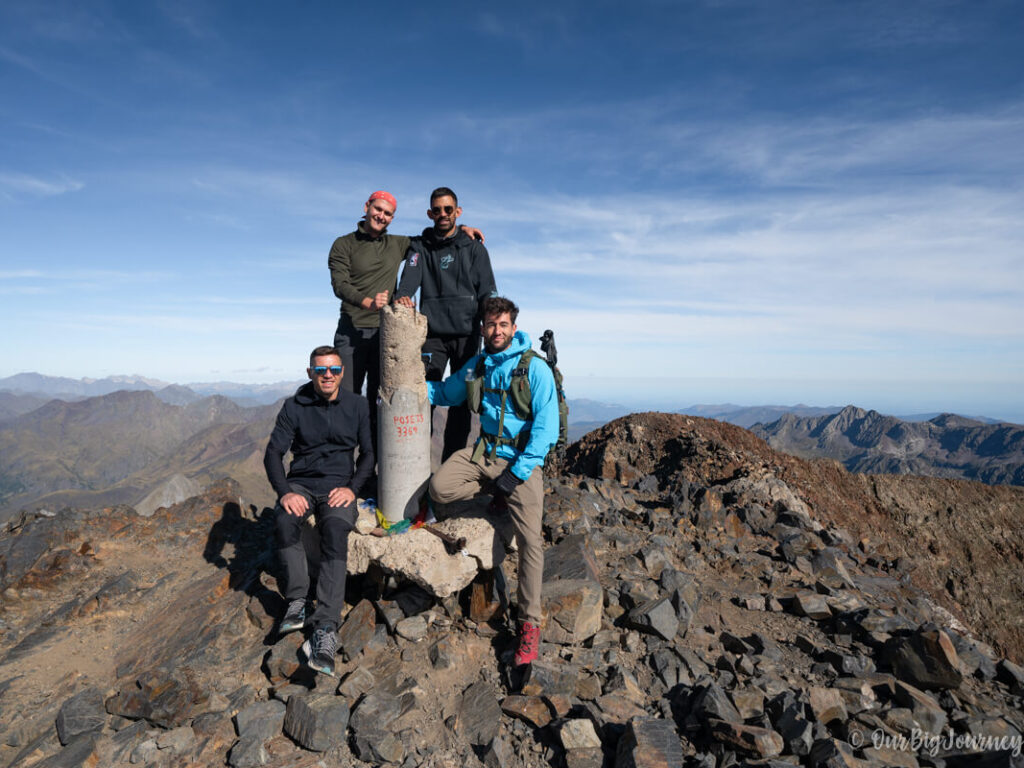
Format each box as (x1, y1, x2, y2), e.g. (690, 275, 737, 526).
(431, 205, 455, 215)
(311, 366, 342, 376)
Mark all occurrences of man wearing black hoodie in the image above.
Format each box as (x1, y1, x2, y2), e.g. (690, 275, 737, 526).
(396, 187, 497, 461)
(263, 346, 373, 677)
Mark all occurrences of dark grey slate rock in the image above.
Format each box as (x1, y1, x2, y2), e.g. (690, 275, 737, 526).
(456, 681, 502, 746)
(374, 599, 405, 633)
(104, 668, 203, 728)
(809, 737, 859, 768)
(615, 717, 684, 768)
(893, 681, 948, 734)
(521, 659, 580, 698)
(233, 699, 285, 743)
(811, 548, 855, 589)
(228, 735, 269, 768)
(348, 679, 419, 763)
(97, 719, 150, 764)
(691, 683, 742, 725)
(544, 533, 601, 583)
(719, 631, 754, 655)
(263, 632, 304, 683)
(429, 635, 455, 669)
(34, 733, 99, 768)
(651, 648, 691, 688)
(55, 687, 106, 746)
(620, 579, 660, 610)
(749, 632, 785, 662)
(283, 692, 350, 753)
(337, 599, 376, 661)
(951, 635, 997, 682)
(997, 659, 1024, 695)
(821, 649, 876, 677)
(791, 592, 832, 621)
(394, 584, 434, 616)
(626, 597, 679, 640)
(542, 578, 603, 645)
(483, 731, 515, 768)
(883, 626, 963, 691)
(638, 544, 671, 579)
(155, 725, 197, 756)
(709, 718, 784, 758)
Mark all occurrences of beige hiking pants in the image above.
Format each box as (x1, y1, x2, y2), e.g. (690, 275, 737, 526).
(429, 447, 544, 625)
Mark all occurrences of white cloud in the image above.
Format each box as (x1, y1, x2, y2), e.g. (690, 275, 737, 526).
(0, 172, 84, 197)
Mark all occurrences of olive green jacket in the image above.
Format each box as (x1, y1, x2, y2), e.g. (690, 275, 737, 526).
(328, 223, 410, 328)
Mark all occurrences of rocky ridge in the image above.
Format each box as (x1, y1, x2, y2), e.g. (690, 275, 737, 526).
(0, 390, 278, 523)
(0, 412, 1021, 768)
(751, 406, 1024, 486)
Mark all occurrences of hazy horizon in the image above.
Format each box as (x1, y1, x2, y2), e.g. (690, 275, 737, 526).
(3, 369, 1021, 425)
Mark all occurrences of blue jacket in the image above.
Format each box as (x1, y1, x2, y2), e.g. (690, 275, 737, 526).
(429, 330, 558, 481)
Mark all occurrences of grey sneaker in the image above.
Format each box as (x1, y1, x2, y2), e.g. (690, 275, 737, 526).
(301, 627, 338, 677)
(279, 599, 306, 634)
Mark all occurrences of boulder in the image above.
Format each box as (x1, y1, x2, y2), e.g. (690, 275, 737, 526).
(615, 717, 685, 768)
(348, 514, 512, 597)
(542, 579, 603, 644)
(883, 626, 963, 691)
(55, 687, 106, 746)
(625, 596, 679, 640)
(282, 692, 350, 753)
(337, 598, 376, 661)
(456, 681, 502, 746)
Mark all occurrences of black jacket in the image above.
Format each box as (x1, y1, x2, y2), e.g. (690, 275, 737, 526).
(396, 227, 497, 337)
(263, 383, 374, 498)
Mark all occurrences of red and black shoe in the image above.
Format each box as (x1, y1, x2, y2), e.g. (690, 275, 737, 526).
(514, 621, 540, 666)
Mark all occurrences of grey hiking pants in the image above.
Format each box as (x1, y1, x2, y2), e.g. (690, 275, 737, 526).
(429, 447, 544, 625)
(274, 485, 356, 631)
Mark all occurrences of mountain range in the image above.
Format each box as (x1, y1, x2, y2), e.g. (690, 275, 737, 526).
(4, 373, 1023, 524)
(0, 372, 300, 406)
(752, 405, 1024, 486)
(0, 390, 278, 522)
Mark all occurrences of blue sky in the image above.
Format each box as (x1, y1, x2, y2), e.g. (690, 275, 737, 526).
(2, 0, 1023, 420)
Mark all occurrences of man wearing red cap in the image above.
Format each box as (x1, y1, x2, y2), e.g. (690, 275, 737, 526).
(328, 191, 481, 472)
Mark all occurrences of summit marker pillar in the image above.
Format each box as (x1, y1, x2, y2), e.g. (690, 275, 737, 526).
(377, 304, 431, 523)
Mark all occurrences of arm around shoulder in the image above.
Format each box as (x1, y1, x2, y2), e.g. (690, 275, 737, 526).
(472, 241, 497, 299)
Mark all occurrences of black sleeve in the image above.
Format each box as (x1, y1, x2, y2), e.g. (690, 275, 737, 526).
(473, 242, 497, 314)
(395, 242, 423, 301)
(263, 402, 296, 499)
(349, 396, 375, 494)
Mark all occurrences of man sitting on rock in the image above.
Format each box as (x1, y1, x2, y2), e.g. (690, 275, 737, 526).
(427, 296, 558, 666)
(263, 346, 374, 677)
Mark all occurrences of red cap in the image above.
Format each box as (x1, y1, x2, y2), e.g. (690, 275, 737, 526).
(367, 190, 397, 209)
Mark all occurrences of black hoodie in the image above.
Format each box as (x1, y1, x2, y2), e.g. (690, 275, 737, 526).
(396, 227, 497, 337)
(263, 382, 374, 499)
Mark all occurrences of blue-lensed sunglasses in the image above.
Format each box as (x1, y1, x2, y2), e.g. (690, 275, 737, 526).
(311, 366, 342, 376)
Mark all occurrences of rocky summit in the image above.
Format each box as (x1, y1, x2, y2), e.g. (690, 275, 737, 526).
(1, 412, 1022, 768)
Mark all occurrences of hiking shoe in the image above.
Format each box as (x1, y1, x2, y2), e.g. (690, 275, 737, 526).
(279, 599, 306, 634)
(301, 627, 338, 677)
(514, 621, 540, 666)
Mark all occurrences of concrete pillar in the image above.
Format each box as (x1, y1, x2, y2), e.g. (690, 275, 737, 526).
(377, 304, 431, 523)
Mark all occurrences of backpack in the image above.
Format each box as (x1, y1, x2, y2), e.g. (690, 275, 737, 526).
(465, 331, 568, 459)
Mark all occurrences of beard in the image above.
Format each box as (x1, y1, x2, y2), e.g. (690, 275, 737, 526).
(485, 336, 514, 354)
